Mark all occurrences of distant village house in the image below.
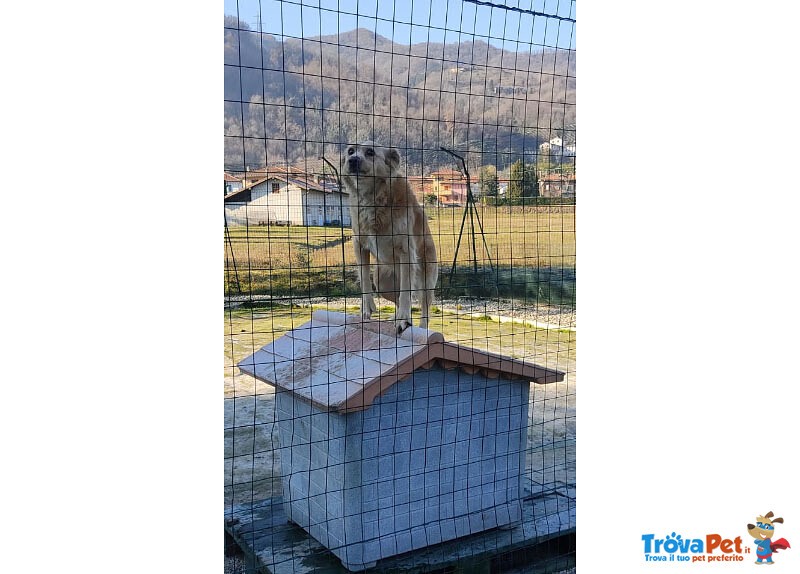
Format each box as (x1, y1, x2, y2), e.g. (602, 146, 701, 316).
(429, 169, 468, 206)
(406, 169, 467, 206)
(224, 173, 243, 196)
(224, 165, 350, 227)
(538, 173, 576, 198)
(539, 136, 576, 157)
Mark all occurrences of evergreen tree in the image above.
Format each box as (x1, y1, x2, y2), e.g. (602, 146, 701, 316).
(509, 160, 538, 203)
(523, 163, 539, 199)
(478, 165, 498, 198)
(508, 160, 524, 203)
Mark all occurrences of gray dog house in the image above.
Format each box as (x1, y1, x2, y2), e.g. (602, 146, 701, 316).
(238, 310, 564, 571)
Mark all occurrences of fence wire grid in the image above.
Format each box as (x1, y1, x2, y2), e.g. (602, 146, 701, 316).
(224, 1, 575, 572)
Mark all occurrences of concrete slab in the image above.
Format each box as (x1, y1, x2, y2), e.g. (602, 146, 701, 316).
(225, 480, 575, 574)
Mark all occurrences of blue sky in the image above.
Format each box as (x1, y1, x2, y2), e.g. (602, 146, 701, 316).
(224, 0, 575, 51)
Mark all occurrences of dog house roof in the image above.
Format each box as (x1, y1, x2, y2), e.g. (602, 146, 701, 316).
(237, 310, 564, 413)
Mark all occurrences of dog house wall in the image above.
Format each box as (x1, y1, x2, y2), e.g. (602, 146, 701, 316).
(274, 365, 529, 570)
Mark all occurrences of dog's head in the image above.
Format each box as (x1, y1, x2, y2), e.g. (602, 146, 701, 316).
(341, 141, 401, 184)
(747, 511, 783, 540)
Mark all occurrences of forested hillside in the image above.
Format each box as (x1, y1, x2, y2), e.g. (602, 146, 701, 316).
(224, 16, 575, 173)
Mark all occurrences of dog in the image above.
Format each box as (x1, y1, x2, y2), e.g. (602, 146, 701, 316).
(340, 141, 438, 333)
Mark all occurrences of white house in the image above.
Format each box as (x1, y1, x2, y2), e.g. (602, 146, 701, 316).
(539, 136, 562, 150)
(539, 136, 575, 158)
(224, 173, 243, 196)
(224, 173, 351, 227)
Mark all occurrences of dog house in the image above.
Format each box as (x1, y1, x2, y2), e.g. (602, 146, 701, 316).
(237, 310, 564, 571)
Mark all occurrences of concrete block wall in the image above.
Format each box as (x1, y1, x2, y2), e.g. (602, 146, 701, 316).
(275, 367, 529, 571)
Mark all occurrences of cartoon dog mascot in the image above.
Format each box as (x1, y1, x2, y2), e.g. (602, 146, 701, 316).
(747, 511, 790, 565)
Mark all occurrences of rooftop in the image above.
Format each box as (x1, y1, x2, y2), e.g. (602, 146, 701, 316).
(238, 311, 563, 412)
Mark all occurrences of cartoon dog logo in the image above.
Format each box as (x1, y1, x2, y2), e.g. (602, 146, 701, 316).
(747, 511, 791, 565)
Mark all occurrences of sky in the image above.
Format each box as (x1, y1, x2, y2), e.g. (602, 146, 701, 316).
(223, 0, 576, 51)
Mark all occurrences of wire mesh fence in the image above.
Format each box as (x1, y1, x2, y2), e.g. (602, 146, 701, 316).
(224, 1, 575, 572)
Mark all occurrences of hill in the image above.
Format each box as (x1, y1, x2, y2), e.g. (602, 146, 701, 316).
(224, 17, 575, 173)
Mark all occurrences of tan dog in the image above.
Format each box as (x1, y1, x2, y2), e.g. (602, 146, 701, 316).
(341, 141, 438, 332)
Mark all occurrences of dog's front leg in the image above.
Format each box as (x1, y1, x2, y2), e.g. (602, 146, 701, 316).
(394, 255, 412, 333)
(354, 238, 376, 320)
(417, 286, 432, 330)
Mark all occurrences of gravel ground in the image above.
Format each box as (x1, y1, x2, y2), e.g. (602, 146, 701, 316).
(225, 295, 576, 331)
(435, 298, 575, 330)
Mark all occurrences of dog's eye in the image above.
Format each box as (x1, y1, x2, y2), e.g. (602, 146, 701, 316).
(347, 148, 354, 156)
(365, 148, 375, 157)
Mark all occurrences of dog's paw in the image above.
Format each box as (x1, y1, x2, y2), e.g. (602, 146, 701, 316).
(395, 318, 412, 334)
(361, 294, 377, 320)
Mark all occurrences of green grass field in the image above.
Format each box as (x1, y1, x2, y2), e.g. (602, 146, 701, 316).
(224, 206, 575, 304)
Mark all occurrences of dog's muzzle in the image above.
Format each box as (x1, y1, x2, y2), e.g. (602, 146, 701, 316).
(347, 156, 362, 174)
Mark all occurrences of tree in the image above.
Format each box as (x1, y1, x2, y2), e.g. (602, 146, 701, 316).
(509, 160, 538, 204)
(523, 163, 539, 199)
(508, 160, 524, 203)
(478, 165, 498, 198)
(537, 147, 552, 172)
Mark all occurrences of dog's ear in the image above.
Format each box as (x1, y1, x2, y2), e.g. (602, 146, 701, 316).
(384, 148, 401, 171)
(772, 517, 784, 524)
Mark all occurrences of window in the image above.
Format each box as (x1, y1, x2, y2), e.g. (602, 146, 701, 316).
(271, 182, 280, 193)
